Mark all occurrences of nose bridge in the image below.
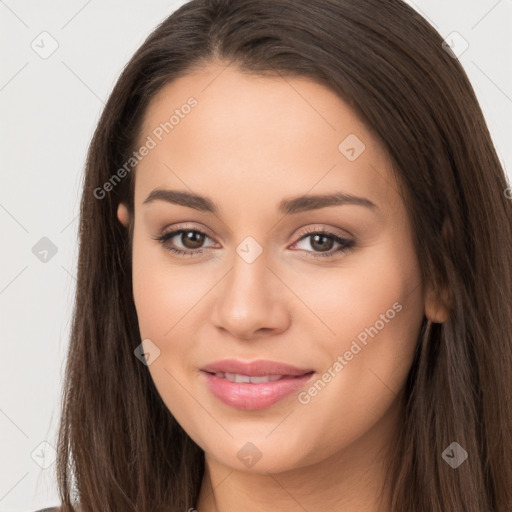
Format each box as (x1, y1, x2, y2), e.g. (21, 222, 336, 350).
(224, 241, 272, 312)
(211, 237, 289, 338)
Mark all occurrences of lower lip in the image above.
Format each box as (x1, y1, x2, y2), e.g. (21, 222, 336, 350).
(201, 371, 315, 410)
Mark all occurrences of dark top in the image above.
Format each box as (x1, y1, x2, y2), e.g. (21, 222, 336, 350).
(34, 508, 59, 512)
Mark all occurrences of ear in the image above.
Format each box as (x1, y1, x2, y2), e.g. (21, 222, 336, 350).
(117, 202, 131, 228)
(424, 284, 451, 323)
(424, 217, 453, 324)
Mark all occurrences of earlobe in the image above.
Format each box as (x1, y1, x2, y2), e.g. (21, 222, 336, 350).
(117, 202, 131, 228)
(424, 284, 451, 323)
(424, 217, 454, 324)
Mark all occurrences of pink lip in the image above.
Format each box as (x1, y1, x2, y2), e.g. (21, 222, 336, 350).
(201, 358, 313, 376)
(200, 359, 315, 410)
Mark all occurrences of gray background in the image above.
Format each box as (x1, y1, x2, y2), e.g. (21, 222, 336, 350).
(1, 1, 511, 510)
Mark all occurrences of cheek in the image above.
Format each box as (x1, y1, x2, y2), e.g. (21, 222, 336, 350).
(131, 236, 207, 337)
(317, 257, 423, 402)
(296, 239, 424, 400)
(131, 235, 217, 406)
(290, 236, 423, 352)
(131, 238, 209, 435)
(286, 237, 424, 454)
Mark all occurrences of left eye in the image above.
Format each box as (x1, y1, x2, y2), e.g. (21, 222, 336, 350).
(290, 230, 355, 258)
(154, 228, 355, 258)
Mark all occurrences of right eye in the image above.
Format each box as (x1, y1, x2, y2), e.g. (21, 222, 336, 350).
(153, 228, 218, 257)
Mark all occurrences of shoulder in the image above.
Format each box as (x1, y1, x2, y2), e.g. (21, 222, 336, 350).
(33, 508, 60, 512)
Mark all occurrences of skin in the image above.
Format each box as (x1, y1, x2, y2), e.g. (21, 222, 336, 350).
(117, 60, 449, 512)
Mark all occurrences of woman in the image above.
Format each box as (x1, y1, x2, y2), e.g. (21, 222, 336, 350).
(43, 0, 512, 510)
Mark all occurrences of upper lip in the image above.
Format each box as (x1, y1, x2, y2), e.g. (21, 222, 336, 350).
(201, 359, 314, 376)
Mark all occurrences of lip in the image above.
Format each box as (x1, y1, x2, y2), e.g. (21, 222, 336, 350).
(201, 358, 314, 377)
(200, 359, 315, 410)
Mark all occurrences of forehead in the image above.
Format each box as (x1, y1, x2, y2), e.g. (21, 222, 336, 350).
(134, 62, 399, 215)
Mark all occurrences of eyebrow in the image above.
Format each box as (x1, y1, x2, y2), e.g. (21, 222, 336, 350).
(143, 189, 379, 215)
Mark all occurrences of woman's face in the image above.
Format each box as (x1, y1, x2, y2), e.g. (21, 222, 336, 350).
(118, 61, 445, 473)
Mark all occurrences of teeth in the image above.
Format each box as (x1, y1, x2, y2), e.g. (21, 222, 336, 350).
(249, 375, 281, 383)
(219, 372, 284, 383)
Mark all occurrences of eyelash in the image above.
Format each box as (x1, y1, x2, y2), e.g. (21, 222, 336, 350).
(153, 226, 355, 259)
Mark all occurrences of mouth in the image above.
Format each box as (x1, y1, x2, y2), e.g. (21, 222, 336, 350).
(200, 359, 315, 410)
(201, 358, 314, 377)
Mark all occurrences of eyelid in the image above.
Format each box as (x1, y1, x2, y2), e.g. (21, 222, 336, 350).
(293, 224, 353, 240)
(159, 222, 219, 242)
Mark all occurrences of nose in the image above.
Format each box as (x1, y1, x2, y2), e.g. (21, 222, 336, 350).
(211, 248, 291, 341)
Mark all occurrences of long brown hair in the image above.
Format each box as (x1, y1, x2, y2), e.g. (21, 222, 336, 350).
(56, 0, 512, 510)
